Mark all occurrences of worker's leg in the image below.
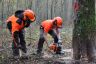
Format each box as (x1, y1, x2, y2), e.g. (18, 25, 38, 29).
(48, 30, 61, 54)
(37, 26, 45, 54)
(12, 31, 20, 56)
(19, 30, 27, 53)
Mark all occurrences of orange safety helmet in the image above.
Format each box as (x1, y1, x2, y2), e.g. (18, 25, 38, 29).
(49, 43, 57, 52)
(23, 9, 36, 22)
(53, 17, 63, 28)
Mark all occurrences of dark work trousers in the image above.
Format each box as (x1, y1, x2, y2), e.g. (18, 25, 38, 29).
(37, 26, 61, 54)
(12, 30, 26, 56)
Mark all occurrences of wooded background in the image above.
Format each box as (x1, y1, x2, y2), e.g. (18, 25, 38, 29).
(0, 0, 75, 48)
(0, 0, 95, 63)
(0, 0, 74, 27)
(0, 0, 74, 62)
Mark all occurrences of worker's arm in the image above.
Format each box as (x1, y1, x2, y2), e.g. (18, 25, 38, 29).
(56, 28, 62, 43)
(7, 21, 12, 32)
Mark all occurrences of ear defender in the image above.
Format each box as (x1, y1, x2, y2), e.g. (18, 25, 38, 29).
(53, 17, 63, 28)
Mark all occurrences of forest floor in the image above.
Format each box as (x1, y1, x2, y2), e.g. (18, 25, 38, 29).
(0, 26, 93, 64)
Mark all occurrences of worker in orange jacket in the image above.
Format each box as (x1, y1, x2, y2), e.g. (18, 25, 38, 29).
(37, 17, 63, 54)
(6, 9, 36, 56)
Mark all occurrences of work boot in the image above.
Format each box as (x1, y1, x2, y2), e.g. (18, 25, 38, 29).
(37, 48, 42, 54)
(20, 45, 27, 53)
(36, 49, 44, 58)
(37, 51, 42, 56)
(21, 48, 27, 53)
(21, 51, 28, 59)
(12, 48, 19, 56)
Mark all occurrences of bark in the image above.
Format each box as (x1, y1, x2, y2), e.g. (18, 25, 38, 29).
(72, 0, 95, 63)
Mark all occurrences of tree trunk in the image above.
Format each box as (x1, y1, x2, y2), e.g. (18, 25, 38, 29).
(72, 0, 95, 63)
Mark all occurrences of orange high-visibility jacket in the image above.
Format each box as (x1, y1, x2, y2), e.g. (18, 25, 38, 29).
(7, 15, 24, 34)
(41, 20, 53, 33)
